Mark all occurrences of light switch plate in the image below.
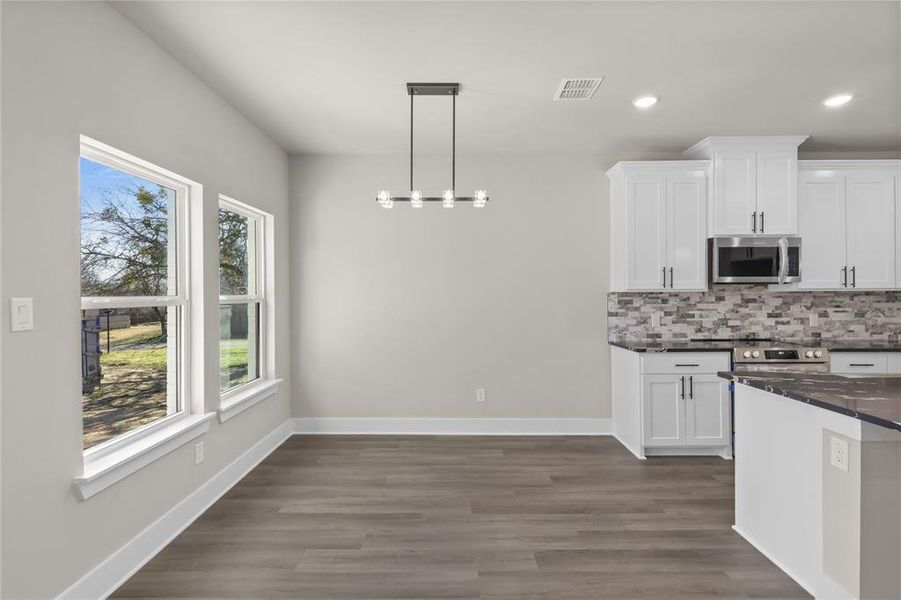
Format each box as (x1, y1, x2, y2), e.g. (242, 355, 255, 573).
(830, 436, 848, 472)
(9, 298, 34, 332)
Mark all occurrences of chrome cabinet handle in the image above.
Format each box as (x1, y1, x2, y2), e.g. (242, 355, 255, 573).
(674, 363, 700, 367)
(752, 211, 757, 233)
(688, 376, 694, 399)
(662, 266, 666, 288)
(842, 266, 848, 287)
(849, 363, 875, 367)
(669, 267, 673, 288)
(851, 266, 856, 288)
(760, 211, 765, 233)
(680, 376, 685, 400)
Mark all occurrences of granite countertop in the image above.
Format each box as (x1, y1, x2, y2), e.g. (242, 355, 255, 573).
(609, 338, 901, 353)
(719, 370, 901, 432)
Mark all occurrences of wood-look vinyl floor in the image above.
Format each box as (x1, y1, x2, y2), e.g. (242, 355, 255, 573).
(113, 435, 809, 599)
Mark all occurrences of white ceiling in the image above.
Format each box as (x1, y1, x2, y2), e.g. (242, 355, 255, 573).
(112, 1, 901, 157)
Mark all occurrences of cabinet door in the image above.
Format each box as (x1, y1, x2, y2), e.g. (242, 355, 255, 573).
(798, 172, 846, 289)
(685, 374, 730, 446)
(642, 375, 685, 447)
(846, 171, 895, 289)
(756, 151, 797, 235)
(713, 151, 756, 235)
(626, 175, 667, 290)
(667, 173, 707, 290)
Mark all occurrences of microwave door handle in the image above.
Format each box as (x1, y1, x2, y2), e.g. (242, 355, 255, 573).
(777, 237, 788, 284)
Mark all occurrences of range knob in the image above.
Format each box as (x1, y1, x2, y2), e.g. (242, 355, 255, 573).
(751, 350, 760, 358)
(742, 350, 752, 358)
(814, 350, 823, 358)
(805, 350, 815, 358)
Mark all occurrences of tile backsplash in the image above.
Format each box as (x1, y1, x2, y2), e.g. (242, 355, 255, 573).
(608, 285, 901, 341)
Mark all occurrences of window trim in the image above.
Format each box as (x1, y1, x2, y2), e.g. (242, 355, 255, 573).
(76, 136, 207, 496)
(217, 195, 278, 422)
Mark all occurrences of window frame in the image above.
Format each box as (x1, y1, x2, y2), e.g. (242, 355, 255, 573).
(77, 136, 208, 495)
(217, 195, 279, 421)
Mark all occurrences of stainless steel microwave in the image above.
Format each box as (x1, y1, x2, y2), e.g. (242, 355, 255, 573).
(710, 237, 801, 284)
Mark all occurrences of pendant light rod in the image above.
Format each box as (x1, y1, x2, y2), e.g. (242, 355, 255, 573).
(410, 92, 414, 192)
(452, 92, 455, 193)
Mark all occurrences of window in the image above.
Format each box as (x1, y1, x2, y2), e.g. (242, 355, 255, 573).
(218, 195, 277, 419)
(79, 137, 204, 459)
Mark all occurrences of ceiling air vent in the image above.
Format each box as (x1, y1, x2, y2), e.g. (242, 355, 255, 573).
(554, 77, 603, 101)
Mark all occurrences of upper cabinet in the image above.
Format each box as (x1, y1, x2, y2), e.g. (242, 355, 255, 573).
(608, 161, 708, 292)
(798, 161, 900, 290)
(687, 136, 807, 237)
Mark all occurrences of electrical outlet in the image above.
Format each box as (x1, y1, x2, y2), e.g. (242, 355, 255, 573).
(476, 388, 486, 402)
(830, 436, 848, 472)
(651, 313, 661, 328)
(194, 441, 204, 465)
(809, 313, 819, 327)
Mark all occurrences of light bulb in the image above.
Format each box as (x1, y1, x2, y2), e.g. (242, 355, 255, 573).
(823, 93, 853, 107)
(376, 190, 392, 209)
(632, 95, 659, 109)
(410, 190, 423, 208)
(442, 190, 455, 208)
(473, 190, 488, 208)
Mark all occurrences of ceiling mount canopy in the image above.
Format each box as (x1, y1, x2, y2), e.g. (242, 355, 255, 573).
(376, 82, 489, 209)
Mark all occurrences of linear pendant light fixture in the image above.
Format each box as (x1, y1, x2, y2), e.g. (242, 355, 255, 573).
(376, 82, 488, 209)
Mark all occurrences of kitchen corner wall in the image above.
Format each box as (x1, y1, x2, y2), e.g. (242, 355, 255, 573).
(608, 285, 901, 341)
(290, 154, 610, 421)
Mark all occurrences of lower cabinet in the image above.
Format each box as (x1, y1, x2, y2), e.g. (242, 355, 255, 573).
(642, 373, 730, 448)
(830, 351, 901, 375)
(611, 347, 732, 459)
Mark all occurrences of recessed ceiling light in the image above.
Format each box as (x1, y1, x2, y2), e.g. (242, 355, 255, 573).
(633, 95, 659, 109)
(823, 93, 853, 107)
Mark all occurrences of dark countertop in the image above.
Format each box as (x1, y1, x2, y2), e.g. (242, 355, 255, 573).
(719, 370, 901, 432)
(609, 338, 901, 353)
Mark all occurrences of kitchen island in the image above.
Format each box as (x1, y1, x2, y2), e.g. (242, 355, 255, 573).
(719, 371, 901, 600)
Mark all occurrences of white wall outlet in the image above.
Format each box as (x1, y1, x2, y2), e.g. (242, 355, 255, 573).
(194, 441, 204, 465)
(476, 388, 486, 402)
(809, 313, 819, 327)
(9, 298, 34, 332)
(650, 312, 661, 328)
(829, 436, 848, 472)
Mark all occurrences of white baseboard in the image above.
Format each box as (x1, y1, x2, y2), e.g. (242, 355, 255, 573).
(291, 417, 612, 436)
(58, 420, 294, 600)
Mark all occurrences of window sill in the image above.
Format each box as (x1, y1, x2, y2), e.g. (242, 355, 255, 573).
(217, 378, 282, 423)
(74, 413, 214, 500)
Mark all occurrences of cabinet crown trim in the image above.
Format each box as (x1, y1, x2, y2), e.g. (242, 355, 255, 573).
(605, 160, 710, 179)
(799, 159, 901, 170)
(685, 135, 809, 158)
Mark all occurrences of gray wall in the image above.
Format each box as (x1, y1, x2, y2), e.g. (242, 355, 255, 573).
(0, 2, 290, 597)
(290, 154, 610, 420)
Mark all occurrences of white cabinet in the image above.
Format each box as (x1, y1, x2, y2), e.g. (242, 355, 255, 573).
(687, 136, 806, 237)
(685, 374, 730, 446)
(641, 372, 730, 448)
(799, 162, 899, 290)
(611, 348, 731, 458)
(831, 352, 901, 375)
(608, 161, 708, 292)
(642, 375, 684, 446)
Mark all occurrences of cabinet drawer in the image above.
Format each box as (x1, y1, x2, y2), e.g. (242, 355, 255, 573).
(830, 352, 887, 374)
(641, 352, 730, 374)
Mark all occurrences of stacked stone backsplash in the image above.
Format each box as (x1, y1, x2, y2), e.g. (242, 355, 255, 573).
(608, 285, 901, 341)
